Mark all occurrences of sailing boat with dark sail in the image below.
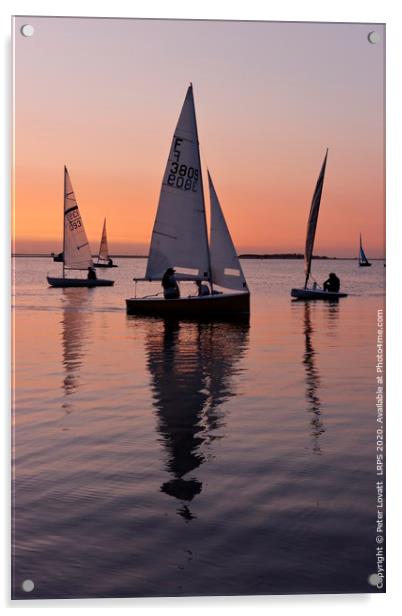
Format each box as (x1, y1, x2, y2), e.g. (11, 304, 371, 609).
(358, 233, 371, 267)
(94, 218, 118, 268)
(291, 150, 347, 300)
(125, 85, 249, 317)
(47, 167, 114, 287)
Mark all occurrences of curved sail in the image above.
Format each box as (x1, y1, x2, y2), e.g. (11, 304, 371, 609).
(304, 150, 328, 287)
(145, 85, 210, 281)
(63, 167, 93, 270)
(97, 218, 109, 262)
(359, 234, 370, 265)
(208, 171, 248, 292)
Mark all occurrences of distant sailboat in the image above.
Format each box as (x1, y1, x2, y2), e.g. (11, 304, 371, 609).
(358, 233, 371, 267)
(47, 167, 114, 287)
(291, 150, 348, 300)
(94, 218, 118, 268)
(126, 85, 249, 317)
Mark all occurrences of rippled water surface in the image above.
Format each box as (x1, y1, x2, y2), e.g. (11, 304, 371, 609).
(12, 257, 385, 598)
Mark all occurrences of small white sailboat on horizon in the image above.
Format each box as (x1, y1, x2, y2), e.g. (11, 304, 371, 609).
(94, 218, 118, 268)
(291, 150, 348, 300)
(358, 233, 372, 267)
(125, 84, 249, 317)
(47, 167, 114, 288)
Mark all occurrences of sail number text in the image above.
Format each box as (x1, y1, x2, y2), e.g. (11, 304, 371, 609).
(66, 209, 82, 231)
(166, 137, 199, 192)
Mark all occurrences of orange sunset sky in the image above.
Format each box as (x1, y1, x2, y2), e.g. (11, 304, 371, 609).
(13, 17, 385, 257)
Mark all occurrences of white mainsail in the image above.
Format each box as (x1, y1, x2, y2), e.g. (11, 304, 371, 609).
(208, 171, 248, 292)
(145, 85, 210, 281)
(304, 150, 328, 287)
(97, 218, 109, 262)
(63, 166, 93, 271)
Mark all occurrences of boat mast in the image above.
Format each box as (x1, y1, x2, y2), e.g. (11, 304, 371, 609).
(191, 83, 213, 291)
(63, 165, 66, 279)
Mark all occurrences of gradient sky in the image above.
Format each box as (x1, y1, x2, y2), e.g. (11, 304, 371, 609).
(13, 17, 385, 256)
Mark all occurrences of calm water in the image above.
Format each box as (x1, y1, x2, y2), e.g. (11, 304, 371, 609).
(12, 257, 385, 598)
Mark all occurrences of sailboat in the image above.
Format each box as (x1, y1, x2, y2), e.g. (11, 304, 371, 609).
(291, 150, 348, 300)
(125, 85, 249, 317)
(94, 218, 118, 268)
(47, 167, 114, 288)
(358, 233, 372, 267)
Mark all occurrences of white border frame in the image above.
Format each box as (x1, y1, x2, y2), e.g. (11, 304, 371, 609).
(2, 1, 400, 613)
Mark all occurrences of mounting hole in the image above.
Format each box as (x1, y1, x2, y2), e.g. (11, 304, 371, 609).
(367, 573, 380, 586)
(367, 31, 380, 44)
(20, 24, 34, 37)
(22, 579, 34, 592)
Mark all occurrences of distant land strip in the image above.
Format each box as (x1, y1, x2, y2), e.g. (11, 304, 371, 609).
(12, 253, 385, 260)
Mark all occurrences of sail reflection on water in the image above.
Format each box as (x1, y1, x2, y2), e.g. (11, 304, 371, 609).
(302, 302, 325, 454)
(60, 288, 92, 409)
(143, 318, 249, 519)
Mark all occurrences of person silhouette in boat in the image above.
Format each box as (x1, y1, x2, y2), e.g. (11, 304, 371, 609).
(162, 267, 180, 299)
(107, 257, 114, 266)
(323, 273, 340, 293)
(87, 266, 97, 280)
(196, 279, 210, 297)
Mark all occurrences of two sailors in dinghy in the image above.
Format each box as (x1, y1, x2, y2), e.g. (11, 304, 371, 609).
(161, 267, 212, 299)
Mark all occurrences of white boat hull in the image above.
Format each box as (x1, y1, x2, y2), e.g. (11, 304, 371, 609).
(47, 276, 114, 288)
(291, 287, 348, 300)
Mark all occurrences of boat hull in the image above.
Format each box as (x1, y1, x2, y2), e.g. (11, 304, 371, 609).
(94, 263, 118, 268)
(47, 276, 114, 288)
(291, 288, 348, 300)
(126, 292, 250, 317)
(359, 262, 372, 267)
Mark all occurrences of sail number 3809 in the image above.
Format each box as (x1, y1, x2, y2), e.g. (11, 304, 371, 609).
(166, 136, 199, 192)
(167, 162, 199, 191)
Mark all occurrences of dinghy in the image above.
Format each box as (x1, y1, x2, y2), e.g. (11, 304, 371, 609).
(47, 167, 114, 288)
(94, 218, 118, 268)
(126, 85, 249, 317)
(291, 150, 348, 300)
(358, 233, 371, 266)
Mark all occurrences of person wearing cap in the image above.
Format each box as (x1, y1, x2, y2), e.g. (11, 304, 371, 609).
(162, 267, 180, 299)
(323, 272, 340, 293)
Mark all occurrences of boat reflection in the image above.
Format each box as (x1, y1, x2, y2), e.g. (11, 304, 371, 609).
(324, 299, 340, 339)
(60, 288, 92, 411)
(143, 317, 249, 520)
(302, 302, 325, 454)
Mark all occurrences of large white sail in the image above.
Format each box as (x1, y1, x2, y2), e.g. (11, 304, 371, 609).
(63, 167, 93, 270)
(208, 171, 248, 292)
(97, 218, 109, 262)
(304, 150, 328, 286)
(145, 85, 210, 281)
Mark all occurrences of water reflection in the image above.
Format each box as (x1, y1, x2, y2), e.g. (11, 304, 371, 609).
(302, 302, 325, 454)
(60, 288, 92, 411)
(325, 299, 340, 339)
(143, 318, 249, 519)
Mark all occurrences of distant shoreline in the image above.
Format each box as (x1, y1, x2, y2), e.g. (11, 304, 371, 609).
(12, 253, 385, 260)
